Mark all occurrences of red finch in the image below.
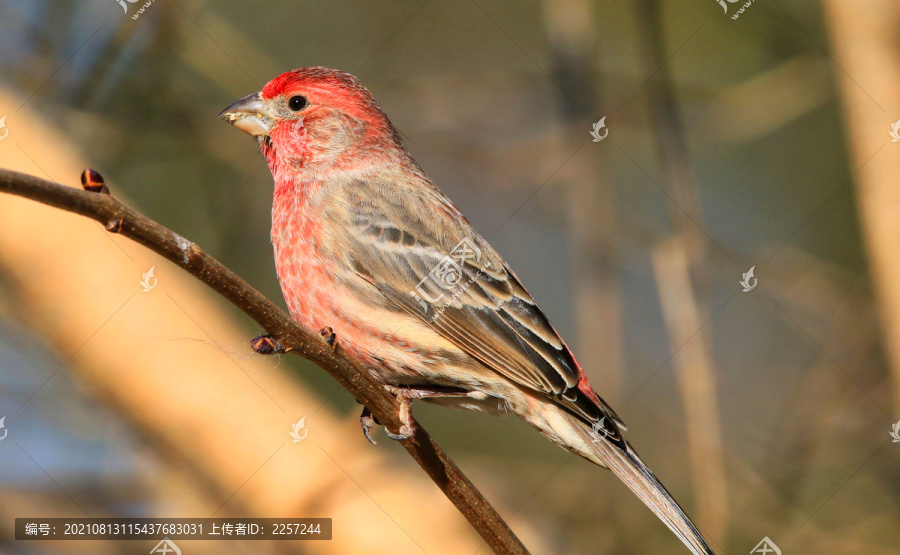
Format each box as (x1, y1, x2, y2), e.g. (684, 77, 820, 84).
(221, 67, 714, 554)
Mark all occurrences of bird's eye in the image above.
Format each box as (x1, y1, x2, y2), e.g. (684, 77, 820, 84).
(288, 95, 308, 111)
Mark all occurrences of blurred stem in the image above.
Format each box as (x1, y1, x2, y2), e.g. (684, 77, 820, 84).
(541, 0, 624, 402)
(652, 239, 727, 541)
(634, 0, 728, 541)
(821, 0, 900, 413)
(0, 169, 528, 555)
(633, 1, 703, 235)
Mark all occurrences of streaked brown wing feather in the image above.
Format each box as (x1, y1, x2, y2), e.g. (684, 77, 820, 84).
(337, 179, 611, 424)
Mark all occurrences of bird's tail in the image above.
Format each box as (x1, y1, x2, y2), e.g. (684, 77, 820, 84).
(561, 412, 715, 555)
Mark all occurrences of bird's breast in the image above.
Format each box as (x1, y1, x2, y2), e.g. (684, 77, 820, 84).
(271, 186, 337, 331)
(267, 181, 502, 393)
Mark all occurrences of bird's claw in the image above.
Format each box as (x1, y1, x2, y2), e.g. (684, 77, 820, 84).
(319, 326, 337, 350)
(362, 425, 377, 444)
(360, 406, 378, 445)
(384, 386, 417, 441)
(250, 334, 287, 355)
(384, 424, 416, 441)
(357, 389, 418, 443)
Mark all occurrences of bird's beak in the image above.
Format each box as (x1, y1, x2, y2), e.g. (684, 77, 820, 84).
(219, 92, 272, 137)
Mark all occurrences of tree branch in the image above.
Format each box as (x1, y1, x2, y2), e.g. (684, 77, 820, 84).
(0, 168, 528, 555)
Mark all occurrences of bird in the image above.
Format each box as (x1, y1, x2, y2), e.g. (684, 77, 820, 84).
(220, 67, 714, 554)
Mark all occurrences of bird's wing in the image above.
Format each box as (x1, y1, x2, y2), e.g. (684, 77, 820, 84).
(337, 179, 713, 554)
(336, 179, 622, 427)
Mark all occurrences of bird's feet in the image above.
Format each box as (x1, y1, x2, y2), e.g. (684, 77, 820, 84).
(383, 385, 421, 440)
(358, 386, 477, 443)
(356, 386, 420, 443)
(358, 405, 412, 443)
(359, 406, 380, 445)
(319, 326, 337, 350)
(250, 334, 287, 355)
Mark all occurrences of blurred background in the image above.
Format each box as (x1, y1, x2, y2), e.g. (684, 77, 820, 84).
(1, 0, 899, 553)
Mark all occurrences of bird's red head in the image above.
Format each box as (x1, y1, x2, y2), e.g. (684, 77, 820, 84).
(220, 67, 403, 177)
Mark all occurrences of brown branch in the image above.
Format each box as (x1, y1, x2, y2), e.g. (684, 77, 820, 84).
(0, 168, 528, 555)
